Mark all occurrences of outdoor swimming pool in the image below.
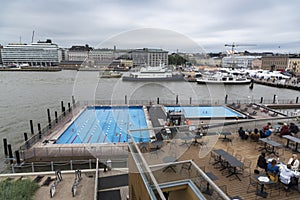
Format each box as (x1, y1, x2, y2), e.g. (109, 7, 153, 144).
(55, 106, 149, 144)
(165, 106, 243, 118)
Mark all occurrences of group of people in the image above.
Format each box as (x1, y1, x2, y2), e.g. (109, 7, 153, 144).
(256, 152, 300, 191)
(279, 122, 299, 138)
(259, 122, 273, 138)
(238, 121, 299, 142)
(237, 122, 272, 142)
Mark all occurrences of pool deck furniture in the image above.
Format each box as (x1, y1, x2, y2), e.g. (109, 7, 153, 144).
(219, 132, 232, 142)
(258, 138, 282, 156)
(140, 142, 149, 153)
(203, 171, 218, 195)
(162, 156, 177, 173)
(282, 135, 300, 152)
(256, 175, 274, 198)
(191, 134, 203, 146)
(151, 140, 164, 150)
(213, 149, 244, 181)
(180, 134, 193, 147)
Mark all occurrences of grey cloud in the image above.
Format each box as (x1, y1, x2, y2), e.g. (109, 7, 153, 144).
(0, 0, 299, 52)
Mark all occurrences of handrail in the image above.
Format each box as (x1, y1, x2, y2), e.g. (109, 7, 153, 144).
(128, 132, 166, 200)
(94, 158, 99, 200)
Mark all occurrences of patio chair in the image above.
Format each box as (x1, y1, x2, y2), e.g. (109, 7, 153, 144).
(247, 175, 260, 193)
(235, 153, 243, 162)
(193, 171, 207, 191)
(226, 146, 235, 156)
(252, 105, 260, 110)
(266, 180, 282, 197)
(234, 158, 252, 178)
(209, 150, 222, 169)
(246, 103, 253, 107)
(180, 162, 192, 177)
(269, 112, 278, 117)
(241, 107, 248, 112)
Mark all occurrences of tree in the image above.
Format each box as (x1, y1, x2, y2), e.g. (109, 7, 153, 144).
(168, 53, 188, 65)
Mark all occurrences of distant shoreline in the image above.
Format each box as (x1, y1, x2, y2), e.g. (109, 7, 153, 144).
(0, 67, 62, 72)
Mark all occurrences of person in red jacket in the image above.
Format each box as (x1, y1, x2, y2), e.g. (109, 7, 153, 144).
(279, 123, 292, 138)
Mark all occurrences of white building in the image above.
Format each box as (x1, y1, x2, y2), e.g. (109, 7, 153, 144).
(222, 55, 261, 69)
(1, 40, 59, 66)
(288, 56, 300, 73)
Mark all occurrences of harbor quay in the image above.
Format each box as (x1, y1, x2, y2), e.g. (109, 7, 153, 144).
(2, 97, 300, 200)
(3, 96, 300, 169)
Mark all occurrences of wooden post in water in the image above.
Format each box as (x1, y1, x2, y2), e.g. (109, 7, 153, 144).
(68, 102, 71, 112)
(3, 138, 8, 157)
(72, 96, 75, 105)
(23, 132, 28, 141)
(125, 95, 127, 104)
(176, 95, 178, 105)
(296, 97, 299, 104)
(273, 94, 276, 104)
(190, 97, 192, 105)
(30, 120, 34, 135)
(47, 108, 51, 129)
(157, 97, 159, 104)
(55, 111, 58, 123)
(225, 95, 228, 104)
(38, 123, 42, 139)
(61, 101, 64, 113)
(7, 144, 13, 164)
(260, 97, 263, 104)
(15, 151, 20, 165)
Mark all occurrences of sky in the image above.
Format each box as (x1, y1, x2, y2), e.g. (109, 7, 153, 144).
(1, 0, 300, 53)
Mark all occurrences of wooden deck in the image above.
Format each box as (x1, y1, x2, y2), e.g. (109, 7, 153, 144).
(176, 130, 300, 199)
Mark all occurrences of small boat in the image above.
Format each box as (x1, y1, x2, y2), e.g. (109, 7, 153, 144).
(99, 71, 122, 78)
(122, 64, 184, 82)
(196, 72, 251, 84)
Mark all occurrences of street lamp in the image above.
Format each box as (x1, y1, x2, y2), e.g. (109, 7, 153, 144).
(293, 62, 297, 75)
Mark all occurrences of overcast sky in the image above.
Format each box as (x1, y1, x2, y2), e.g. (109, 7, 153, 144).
(1, 0, 300, 53)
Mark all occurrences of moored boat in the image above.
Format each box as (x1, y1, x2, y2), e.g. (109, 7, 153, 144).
(196, 72, 251, 84)
(99, 71, 122, 78)
(122, 64, 184, 82)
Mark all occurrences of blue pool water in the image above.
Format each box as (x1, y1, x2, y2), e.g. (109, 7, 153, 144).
(165, 106, 243, 118)
(55, 106, 149, 144)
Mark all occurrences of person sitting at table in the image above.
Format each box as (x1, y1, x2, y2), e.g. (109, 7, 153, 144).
(289, 122, 299, 135)
(260, 128, 272, 138)
(279, 164, 297, 191)
(279, 123, 292, 138)
(288, 154, 300, 171)
(238, 127, 248, 140)
(262, 122, 272, 132)
(250, 128, 260, 142)
(267, 159, 280, 182)
(256, 152, 267, 172)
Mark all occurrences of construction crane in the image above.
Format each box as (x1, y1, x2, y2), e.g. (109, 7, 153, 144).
(224, 42, 256, 53)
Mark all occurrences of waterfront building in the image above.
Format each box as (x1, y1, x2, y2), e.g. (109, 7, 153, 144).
(222, 55, 261, 69)
(288, 55, 300, 74)
(1, 39, 59, 66)
(130, 48, 168, 67)
(58, 48, 68, 62)
(261, 54, 288, 71)
(0, 44, 3, 64)
(67, 45, 92, 61)
(251, 58, 262, 69)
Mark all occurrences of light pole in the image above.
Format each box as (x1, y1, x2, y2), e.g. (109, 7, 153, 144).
(293, 62, 297, 76)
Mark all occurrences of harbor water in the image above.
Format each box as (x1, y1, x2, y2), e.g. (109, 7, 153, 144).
(0, 70, 299, 172)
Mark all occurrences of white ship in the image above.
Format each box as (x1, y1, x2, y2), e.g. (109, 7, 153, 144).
(122, 64, 184, 82)
(196, 72, 251, 84)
